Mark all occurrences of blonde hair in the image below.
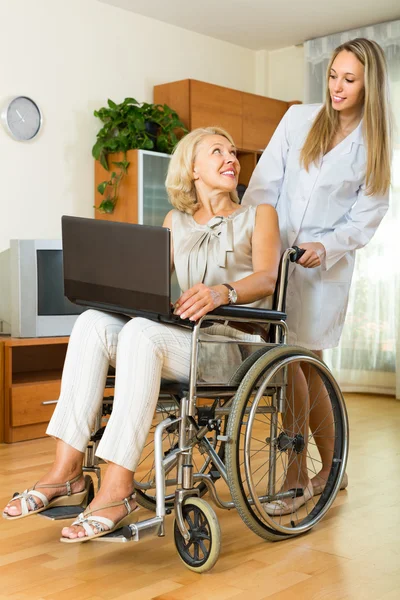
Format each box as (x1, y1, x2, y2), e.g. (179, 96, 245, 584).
(300, 38, 392, 196)
(165, 126, 240, 213)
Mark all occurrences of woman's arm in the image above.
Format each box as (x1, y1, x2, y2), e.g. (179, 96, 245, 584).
(162, 210, 175, 273)
(296, 186, 390, 271)
(320, 186, 389, 271)
(175, 205, 281, 321)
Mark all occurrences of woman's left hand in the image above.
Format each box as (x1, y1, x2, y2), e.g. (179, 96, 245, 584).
(297, 242, 326, 268)
(174, 283, 225, 321)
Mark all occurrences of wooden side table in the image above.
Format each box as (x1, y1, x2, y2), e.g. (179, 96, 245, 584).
(0, 336, 69, 443)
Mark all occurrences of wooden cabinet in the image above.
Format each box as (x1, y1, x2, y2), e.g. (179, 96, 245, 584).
(0, 336, 69, 443)
(154, 79, 300, 185)
(241, 93, 288, 152)
(189, 80, 244, 148)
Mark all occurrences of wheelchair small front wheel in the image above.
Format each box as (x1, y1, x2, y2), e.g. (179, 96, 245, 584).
(174, 497, 221, 573)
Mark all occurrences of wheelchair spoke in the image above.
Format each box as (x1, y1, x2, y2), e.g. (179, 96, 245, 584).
(226, 349, 348, 537)
(199, 540, 209, 556)
(194, 544, 199, 561)
(185, 513, 195, 530)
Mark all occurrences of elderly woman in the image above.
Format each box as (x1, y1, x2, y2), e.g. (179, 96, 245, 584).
(3, 126, 281, 542)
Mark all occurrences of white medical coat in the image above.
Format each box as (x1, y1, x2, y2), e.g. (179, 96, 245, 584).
(242, 104, 389, 349)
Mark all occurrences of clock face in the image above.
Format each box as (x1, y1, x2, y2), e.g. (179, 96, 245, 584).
(5, 97, 41, 141)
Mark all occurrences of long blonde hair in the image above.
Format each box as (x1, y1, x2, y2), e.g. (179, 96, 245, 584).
(300, 38, 392, 196)
(165, 126, 240, 214)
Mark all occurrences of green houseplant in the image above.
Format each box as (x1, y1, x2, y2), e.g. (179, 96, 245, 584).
(93, 97, 187, 213)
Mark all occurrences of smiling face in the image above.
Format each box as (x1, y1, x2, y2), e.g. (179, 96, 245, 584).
(192, 134, 240, 196)
(329, 50, 365, 114)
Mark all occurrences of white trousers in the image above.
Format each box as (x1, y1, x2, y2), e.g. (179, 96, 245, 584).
(47, 309, 256, 471)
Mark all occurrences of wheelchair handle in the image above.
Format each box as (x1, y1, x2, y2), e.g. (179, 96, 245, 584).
(290, 246, 306, 263)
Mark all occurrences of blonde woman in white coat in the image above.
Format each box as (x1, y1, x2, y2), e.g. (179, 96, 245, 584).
(243, 38, 392, 514)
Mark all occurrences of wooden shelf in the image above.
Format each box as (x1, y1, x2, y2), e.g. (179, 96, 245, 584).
(12, 369, 63, 386)
(3, 336, 69, 347)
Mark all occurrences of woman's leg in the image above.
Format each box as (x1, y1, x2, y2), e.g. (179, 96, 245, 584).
(265, 359, 314, 515)
(47, 309, 128, 449)
(282, 362, 311, 489)
(307, 350, 346, 492)
(61, 317, 194, 539)
(3, 309, 128, 517)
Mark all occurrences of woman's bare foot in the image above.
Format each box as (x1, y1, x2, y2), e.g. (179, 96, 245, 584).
(311, 471, 348, 496)
(60, 482, 138, 540)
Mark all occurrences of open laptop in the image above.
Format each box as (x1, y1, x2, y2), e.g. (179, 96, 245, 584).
(62, 216, 191, 327)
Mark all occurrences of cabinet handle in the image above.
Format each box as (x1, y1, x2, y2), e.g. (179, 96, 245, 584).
(41, 400, 58, 405)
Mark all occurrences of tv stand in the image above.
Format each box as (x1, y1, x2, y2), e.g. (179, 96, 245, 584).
(0, 336, 69, 442)
(0, 336, 114, 443)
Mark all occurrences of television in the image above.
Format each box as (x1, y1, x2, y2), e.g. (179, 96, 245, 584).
(0, 239, 84, 337)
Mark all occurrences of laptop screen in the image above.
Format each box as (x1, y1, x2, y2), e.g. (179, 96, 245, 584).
(62, 216, 171, 317)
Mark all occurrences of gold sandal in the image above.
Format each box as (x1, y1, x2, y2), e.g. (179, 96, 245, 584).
(60, 493, 140, 544)
(2, 474, 91, 520)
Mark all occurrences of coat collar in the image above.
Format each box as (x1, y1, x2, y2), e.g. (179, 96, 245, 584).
(297, 109, 365, 156)
(325, 119, 364, 159)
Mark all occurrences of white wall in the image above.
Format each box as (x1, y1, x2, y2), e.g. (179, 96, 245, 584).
(267, 46, 305, 102)
(0, 0, 256, 252)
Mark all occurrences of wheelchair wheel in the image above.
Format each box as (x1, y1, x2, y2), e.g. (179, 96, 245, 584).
(225, 345, 348, 540)
(134, 396, 226, 512)
(174, 497, 221, 573)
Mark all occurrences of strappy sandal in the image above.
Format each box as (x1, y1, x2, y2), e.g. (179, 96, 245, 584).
(60, 493, 140, 544)
(264, 481, 314, 516)
(2, 474, 91, 520)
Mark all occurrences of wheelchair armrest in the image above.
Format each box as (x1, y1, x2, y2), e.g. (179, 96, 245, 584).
(205, 305, 287, 322)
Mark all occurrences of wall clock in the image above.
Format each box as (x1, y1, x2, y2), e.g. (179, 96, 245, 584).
(1, 96, 42, 141)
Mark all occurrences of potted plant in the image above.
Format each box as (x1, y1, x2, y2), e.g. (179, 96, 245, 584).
(93, 97, 187, 213)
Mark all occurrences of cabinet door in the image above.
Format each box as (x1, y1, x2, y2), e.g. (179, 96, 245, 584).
(140, 151, 171, 227)
(140, 151, 180, 302)
(190, 81, 243, 148)
(242, 93, 288, 151)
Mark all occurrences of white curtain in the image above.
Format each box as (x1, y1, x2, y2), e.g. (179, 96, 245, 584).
(304, 20, 400, 399)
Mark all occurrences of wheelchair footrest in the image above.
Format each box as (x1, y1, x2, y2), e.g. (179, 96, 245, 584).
(38, 505, 87, 520)
(274, 488, 305, 501)
(92, 527, 133, 543)
(93, 517, 164, 543)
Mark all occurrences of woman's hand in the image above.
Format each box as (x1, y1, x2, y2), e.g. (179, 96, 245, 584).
(297, 242, 326, 268)
(174, 283, 227, 322)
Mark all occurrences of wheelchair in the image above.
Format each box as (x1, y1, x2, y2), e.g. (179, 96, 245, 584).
(47, 247, 349, 573)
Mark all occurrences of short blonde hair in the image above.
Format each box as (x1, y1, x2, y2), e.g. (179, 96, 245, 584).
(165, 126, 240, 214)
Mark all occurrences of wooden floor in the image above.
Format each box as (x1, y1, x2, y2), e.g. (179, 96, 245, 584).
(0, 393, 399, 600)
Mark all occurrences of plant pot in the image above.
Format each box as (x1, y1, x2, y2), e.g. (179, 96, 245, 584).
(145, 121, 159, 151)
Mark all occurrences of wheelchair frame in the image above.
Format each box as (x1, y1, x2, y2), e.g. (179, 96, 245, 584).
(41, 248, 349, 572)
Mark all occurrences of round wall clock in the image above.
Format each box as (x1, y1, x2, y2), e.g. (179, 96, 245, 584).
(1, 96, 42, 141)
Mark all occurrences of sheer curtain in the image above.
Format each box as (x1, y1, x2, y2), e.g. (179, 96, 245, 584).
(304, 20, 400, 399)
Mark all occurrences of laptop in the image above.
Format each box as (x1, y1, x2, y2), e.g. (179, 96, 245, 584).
(62, 216, 191, 327)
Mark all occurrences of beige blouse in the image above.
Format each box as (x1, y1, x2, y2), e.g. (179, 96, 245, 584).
(171, 205, 272, 310)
